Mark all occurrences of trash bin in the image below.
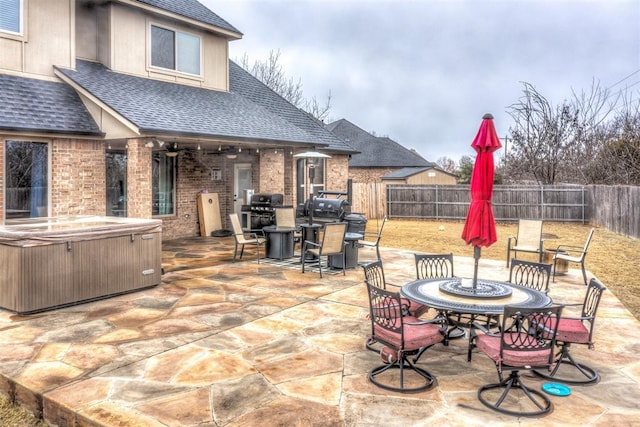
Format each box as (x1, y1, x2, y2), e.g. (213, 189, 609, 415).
(345, 213, 367, 234)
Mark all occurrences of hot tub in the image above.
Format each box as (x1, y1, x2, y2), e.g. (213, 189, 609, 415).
(0, 216, 162, 314)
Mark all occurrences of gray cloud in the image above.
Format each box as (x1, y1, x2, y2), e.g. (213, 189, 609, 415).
(208, 0, 640, 162)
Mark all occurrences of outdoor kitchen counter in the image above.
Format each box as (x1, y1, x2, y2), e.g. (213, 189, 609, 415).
(0, 216, 162, 314)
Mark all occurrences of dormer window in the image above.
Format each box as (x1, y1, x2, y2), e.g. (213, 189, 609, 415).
(0, 0, 22, 35)
(150, 24, 201, 76)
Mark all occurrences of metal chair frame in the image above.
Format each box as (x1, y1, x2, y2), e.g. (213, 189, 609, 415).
(229, 213, 264, 263)
(509, 259, 552, 295)
(365, 281, 446, 393)
(413, 253, 467, 343)
(534, 278, 606, 384)
(362, 261, 429, 352)
(358, 216, 387, 262)
(506, 219, 544, 267)
(301, 222, 347, 278)
(471, 304, 563, 417)
(552, 227, 595, 286)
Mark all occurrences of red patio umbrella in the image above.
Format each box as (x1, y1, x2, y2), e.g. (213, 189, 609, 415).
(461, 113, 502, 290)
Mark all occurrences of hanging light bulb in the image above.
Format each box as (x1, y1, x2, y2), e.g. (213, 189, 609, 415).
(256, 147, 260, 153)
(274, 148, 278, 154)
(218, 145, 222, 151)
(238, 147, 242, 153)
(197, 144, 201, 150)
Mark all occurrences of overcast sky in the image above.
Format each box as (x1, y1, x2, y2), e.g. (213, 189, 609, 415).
(205, 0, 640, 163)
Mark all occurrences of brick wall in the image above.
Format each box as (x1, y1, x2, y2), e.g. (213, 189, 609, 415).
(259, 150, 285, 195)
(326, 154, 350, 191)
(51, 139, 106, 216)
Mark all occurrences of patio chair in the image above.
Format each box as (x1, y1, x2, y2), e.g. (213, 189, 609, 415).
(506, 219, 544, 267)
(358, 216, 387, 262)
(414, 253, 466, 340)
(362, 261, 431, 352)
(301, 222, 347, 278)
(275, 207, 302, 251)
(471, 304, 563, 417)
(229, 213, 265, 263)
(363, 261, 429, 318)
(414, 252, 455, 279)
(534, 278, 606, 384)
(552, 227, 595, 286)
(508, 259, 552, 295)
(364, 280, 446, 393)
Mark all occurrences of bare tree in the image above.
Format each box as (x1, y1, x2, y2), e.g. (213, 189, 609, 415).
(239, 50, 332, 122)
(436, 156, 457, 173)
(505, 81, 618, 185)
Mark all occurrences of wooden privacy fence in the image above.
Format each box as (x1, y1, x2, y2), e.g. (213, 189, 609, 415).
(385, 185, 587, 223)
(588, 185, 639, 239)
(350, 183, 639, 239)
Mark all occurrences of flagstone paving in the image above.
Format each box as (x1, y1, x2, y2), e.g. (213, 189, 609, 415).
(0, 236, 639, 426)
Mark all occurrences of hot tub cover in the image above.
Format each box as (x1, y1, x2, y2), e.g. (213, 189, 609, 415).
(0, 216, 162, 247)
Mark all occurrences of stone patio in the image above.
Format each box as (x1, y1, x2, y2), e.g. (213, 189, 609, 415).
(0, 236, 639, 426)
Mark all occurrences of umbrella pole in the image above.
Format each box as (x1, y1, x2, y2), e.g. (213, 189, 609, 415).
(473, 246, 481, 292)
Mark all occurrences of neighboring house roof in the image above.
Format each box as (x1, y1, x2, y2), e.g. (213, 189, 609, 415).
(133, 0, 242, 36)
(381, 166, 457, 180)
(327, 119, 432, 167)
(53, 60, 354, 150)
(0, 74, 103, 136)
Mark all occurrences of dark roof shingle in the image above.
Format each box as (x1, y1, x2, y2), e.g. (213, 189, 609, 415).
(0, 74, 102, 136)
(327, 119, 432, 167)
(54, 60, 354, 151)
(133, 0, 241, 36)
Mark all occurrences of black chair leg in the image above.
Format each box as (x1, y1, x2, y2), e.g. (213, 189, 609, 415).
(369, 352, 436, 393)
(533, 344, 600, 384)
(478, 370, 552, 417)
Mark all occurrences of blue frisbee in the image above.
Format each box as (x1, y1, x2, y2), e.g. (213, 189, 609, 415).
(542, 382, 571, 396)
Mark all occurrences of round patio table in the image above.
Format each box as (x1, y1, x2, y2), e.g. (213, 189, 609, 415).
(401, 277, 552, 316)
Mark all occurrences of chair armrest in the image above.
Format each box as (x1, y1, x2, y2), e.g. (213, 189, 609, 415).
(470, 321, 494, 336)
(303, 240, 321, 249)
(556, 244, 586, 253)
(406, 316, 448, 334)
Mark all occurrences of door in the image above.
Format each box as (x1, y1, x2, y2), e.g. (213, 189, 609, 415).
(234, 163, 253, 213)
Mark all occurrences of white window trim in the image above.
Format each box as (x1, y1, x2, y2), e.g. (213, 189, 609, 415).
(147, 21, 203, 78)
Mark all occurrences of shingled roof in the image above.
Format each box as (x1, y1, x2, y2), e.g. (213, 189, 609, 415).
(133, 0, 241, 36)
(53, 60, 354, 150)
(0, 74, 102, 136)
(327, 118, 433, 168)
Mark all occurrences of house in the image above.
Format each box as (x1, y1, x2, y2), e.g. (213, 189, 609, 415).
(326, 118, 456, 185)
(0, 0, 356, 239)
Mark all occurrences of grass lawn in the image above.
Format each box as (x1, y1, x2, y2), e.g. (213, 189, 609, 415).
(371, 218, 640, 320)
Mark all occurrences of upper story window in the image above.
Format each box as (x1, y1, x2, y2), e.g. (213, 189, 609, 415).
(150, 24, 201, 76)
(0, 0, 22, 35)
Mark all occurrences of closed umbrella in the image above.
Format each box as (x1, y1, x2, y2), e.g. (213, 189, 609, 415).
(461, 113, 502, 290)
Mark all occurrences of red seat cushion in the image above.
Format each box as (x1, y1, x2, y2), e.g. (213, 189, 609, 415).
(374, 316, 444, 351)
(476, 334, 552, 367)
(554, 318, 590, 344)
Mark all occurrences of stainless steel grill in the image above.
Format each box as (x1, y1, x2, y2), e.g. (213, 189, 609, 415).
(249, 193, 284, 228)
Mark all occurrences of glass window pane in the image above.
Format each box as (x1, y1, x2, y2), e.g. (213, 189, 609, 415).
(0, 0, 21, 33)
(106, 151, 127, 217)
(5, 141, 48, 219)
(177, 32, 200, 75)
(151, 25, 175, 70)
(152, 152, 175, 216)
